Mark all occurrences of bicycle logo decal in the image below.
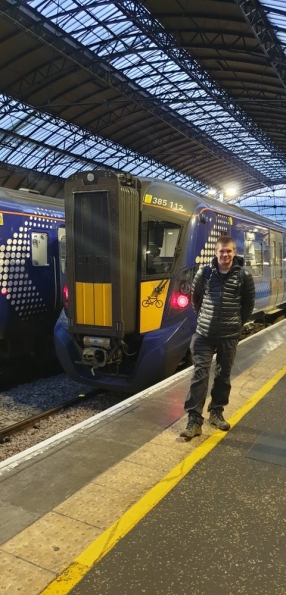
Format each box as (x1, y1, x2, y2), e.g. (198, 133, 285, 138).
(142, 295, 163, 308)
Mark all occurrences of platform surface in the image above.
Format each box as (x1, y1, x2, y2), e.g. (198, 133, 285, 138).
(0, 321, 286, 594)
(70, 375, 286, 595)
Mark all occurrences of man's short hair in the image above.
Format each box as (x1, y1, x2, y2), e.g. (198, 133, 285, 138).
(216, 235, 236, 249)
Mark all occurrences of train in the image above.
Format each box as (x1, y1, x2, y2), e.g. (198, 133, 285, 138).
(54, 169, 286, 393)
(0, 185, 65, 375)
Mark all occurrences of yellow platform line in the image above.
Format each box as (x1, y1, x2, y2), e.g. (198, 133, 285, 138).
(40, 365, 286, 595)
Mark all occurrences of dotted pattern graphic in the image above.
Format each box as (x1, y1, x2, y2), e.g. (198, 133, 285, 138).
(193, 215, 274, 304)
(0, 210, 60, 321)
(195, 215, 229, 267)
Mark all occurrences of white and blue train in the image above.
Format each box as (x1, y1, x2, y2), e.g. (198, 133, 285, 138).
(0, 186, 65, 373)
(54, 170, 286, 393)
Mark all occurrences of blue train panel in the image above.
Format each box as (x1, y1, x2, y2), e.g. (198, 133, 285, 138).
(0, 187, 65, 363)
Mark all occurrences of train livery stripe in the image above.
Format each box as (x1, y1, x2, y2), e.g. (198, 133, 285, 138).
(75, 282, 112, 326)
(0, 210, 64, 222)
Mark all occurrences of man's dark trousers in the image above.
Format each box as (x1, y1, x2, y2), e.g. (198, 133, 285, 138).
(184, 332, 239, 424)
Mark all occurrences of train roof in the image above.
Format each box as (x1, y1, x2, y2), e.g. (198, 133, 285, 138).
(138, 176, 285, 234)
(0, 186, 64, 211)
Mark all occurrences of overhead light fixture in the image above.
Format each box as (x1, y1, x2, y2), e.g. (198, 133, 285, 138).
(224, 185, 238, 198)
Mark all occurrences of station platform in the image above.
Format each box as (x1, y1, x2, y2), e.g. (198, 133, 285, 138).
(1, 321, 286, 594)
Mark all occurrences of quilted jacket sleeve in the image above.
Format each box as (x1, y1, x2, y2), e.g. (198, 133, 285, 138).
(241, 270, 255, 325)
(191, 267, 205, 315)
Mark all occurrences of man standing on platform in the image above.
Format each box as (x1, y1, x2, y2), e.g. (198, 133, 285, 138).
(181, 235, 255, 439)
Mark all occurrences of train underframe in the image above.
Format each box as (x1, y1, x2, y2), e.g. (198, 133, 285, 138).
(54, 309, 192, 393)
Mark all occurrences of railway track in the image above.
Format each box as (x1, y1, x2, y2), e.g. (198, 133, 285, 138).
(0, 390, 99, 443)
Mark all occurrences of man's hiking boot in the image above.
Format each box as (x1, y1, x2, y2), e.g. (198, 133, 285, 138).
(180, 417, 202, 439)
(209, 409, 230, 431)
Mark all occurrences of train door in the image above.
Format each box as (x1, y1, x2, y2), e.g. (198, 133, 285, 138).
(269, 231, 283, 307)
(244, 231, 266, 310)
(30, 229, 55, 311)
(30, 227, 64, 314)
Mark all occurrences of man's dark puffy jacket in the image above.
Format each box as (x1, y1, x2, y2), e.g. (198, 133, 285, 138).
(191, 255, 255, 339)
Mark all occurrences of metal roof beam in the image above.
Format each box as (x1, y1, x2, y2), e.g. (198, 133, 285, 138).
(0, 99, 211, 191)
(0, 1, 275, 186)
(236, 0, 286, 85)
(115, 0, 286, 163)
(0, 159, 64, 185)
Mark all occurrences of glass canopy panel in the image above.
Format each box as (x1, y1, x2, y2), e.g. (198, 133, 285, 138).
(0, 94, 206, 192)
(26, 0, 286, 180)
(259, 1, 286, 53)
(236, 185, 286, 225)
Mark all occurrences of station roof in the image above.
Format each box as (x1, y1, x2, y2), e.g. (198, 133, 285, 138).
(0, 0, 286, 211)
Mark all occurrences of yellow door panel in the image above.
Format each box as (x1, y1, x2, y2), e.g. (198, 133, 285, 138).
(75, 282, 112, 326)
(140, 280, 170, 333)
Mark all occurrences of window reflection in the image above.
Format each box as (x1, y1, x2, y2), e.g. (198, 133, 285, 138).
(245, 239, 263, 277)
(145, 221, 181, 275)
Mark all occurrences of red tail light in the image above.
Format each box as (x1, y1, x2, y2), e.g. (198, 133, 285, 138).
(168, 272, 193, 317)
(170, 292, 190, 309)
(1, 288, 8, 295)
(63, 285, 69, 308)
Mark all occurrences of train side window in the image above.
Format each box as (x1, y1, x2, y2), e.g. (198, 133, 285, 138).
(144, 220, 181, 275)
(245, 240, 263, 277)
(31, 232, 48, 266)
